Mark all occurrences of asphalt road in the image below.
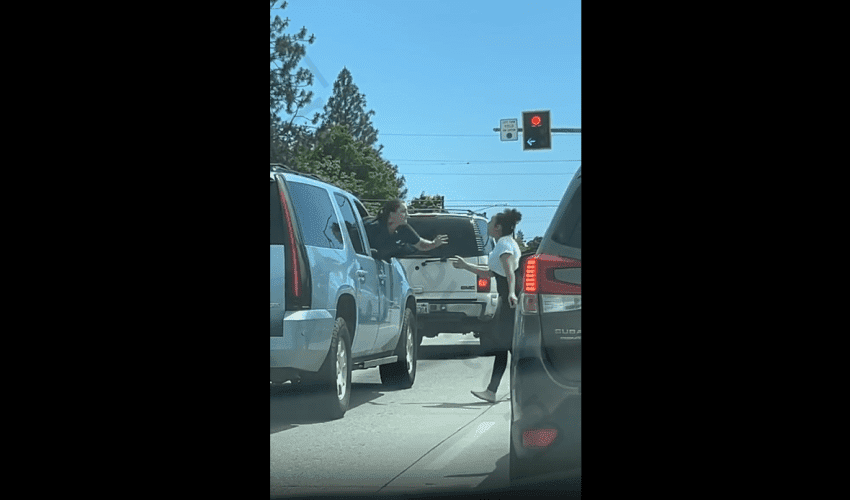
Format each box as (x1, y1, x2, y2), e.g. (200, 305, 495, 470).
(270, 333, 517, 498)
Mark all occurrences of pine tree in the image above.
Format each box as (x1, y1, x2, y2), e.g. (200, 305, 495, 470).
(294, 126, 401, 214)
(317, 68, 379, 149)
(270, 1, 317, 164)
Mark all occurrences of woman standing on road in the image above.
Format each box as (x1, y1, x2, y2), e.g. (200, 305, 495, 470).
(450, 208, 522, 404)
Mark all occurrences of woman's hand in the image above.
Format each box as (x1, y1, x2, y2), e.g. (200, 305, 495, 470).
(508, 292, 518, 308)
(415, 234, 449, 252)
(449, 256, 468, 270)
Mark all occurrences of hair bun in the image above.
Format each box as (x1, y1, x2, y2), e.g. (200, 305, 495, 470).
(508, 208, 522, 224)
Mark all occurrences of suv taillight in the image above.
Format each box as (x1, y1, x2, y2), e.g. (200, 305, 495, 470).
(477, 276, 491, 293)
(521, 254, 581, 314)
(279, 184, 301, 298)
(279, 183, 311, 310)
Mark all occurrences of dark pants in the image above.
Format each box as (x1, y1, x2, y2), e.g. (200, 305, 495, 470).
(486, 272, 516, 392)
(487, 351, 509, 393)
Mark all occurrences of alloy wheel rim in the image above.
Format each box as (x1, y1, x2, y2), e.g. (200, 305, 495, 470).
(336, 339, 347, 400)
(405, 324, 414, 374)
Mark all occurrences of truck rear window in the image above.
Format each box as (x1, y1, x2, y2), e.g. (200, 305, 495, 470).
(405, 216, 492, 258)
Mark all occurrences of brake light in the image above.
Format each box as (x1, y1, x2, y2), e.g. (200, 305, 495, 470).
(477, 277, 491, 293)
(523, 256, 539, 294)
(279, 184, 301, 299)
(521, 254, 580, 314)
(522, 428, 558, 448)
(523, 254, 581, 295)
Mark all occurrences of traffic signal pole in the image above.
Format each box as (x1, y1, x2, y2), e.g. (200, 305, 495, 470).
(491, 128, 582, 133)
(497, 112, 579, 149)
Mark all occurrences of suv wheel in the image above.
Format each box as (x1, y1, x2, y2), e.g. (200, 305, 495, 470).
(313, 317, 352, 419)
(380, 307, 417, 388)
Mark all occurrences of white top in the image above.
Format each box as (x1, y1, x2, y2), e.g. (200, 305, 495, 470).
(488, 235, 522, 277)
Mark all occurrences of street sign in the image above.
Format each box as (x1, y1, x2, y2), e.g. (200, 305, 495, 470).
(500, 119, 518, 141)
(522, 110, 551, 150)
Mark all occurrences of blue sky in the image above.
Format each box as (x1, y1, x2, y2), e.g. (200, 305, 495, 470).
(275, 0, 581, 241)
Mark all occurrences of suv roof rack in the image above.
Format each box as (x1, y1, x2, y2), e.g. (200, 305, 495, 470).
(410, 208, 488, 218)
(271, 163, 372, 216)
(443, 208, 489, 219)
(269, 163, 325, 183)
(410, 207, 449, 214)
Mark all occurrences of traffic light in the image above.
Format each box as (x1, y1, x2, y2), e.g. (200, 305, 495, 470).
(522, 110, 551, 150)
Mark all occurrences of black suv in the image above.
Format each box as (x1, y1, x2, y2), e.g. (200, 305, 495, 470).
(510, 166, 581, 484)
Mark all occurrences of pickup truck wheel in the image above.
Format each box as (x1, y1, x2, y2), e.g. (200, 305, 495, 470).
(380, 308, 417, 389)
(313, 317, 352, 419)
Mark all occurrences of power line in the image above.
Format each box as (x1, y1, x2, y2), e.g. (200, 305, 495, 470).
(402, 172, 575, 176)
(361, 199, 561, 202)
(381, 132, 582, 138)
(381, 133, 493, 137)
(446, 205, 559, 208)
(389, 159, 580, 163)
(444, 199, 562, 202)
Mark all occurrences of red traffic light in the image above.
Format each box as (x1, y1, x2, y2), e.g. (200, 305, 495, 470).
(522, 110, 551, 150)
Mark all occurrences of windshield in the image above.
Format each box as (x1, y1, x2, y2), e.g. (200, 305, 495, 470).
(404, 216, 492, 258)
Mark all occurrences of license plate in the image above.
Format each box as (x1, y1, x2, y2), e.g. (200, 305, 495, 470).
(417, 302, 429, 315)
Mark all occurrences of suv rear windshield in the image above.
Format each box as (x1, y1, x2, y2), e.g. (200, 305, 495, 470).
(551, 184, 581, 250)
(405, 215, 492, 258)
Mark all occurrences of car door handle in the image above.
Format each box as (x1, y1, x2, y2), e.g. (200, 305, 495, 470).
(356, 270, 367, 282)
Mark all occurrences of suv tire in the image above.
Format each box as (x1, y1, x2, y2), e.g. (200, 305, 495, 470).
(312, 317, 352, 420)
(380, 307, 417, 389)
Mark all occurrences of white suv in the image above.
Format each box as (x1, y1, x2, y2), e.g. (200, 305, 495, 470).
(397, 212, 499, 345)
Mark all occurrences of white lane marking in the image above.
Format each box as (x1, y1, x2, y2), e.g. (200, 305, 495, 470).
(424, 422, 496, 470)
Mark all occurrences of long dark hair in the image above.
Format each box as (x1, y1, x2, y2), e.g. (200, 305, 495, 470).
(494, 208, 522, 235)
(377, 199, 404, 225)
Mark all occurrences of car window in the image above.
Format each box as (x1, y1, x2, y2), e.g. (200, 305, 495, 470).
(287, 181, 344, 250)
(270, 180, 286, 247)
(405, 216, 490, 258)
(474, 218, 494, 254)
(335, 193, 368, 256)
(552, 184, 581, 249)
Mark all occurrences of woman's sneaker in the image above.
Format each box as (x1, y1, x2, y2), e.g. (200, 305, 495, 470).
(471, 389, 497, 403)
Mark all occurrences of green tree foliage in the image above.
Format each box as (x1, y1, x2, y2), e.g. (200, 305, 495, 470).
(516, 230, 527, 253)
(317, 67, 380, 150)
(309, 67, 407, 202)
(270, 1, 317, 164)
(270, 3, 407, 205)
(409, 193, 445, 213)
(525, 236, 543, 254)
(294, 126, 401, 214)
